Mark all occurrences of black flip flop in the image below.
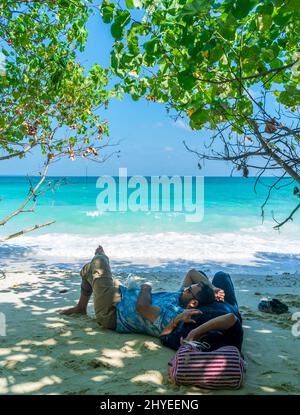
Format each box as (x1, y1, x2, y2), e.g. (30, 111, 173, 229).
(258, 298, 289, 314)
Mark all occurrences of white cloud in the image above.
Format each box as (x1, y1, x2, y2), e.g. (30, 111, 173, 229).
(164, 146, 174, 152)
(173, 119, 191, 131)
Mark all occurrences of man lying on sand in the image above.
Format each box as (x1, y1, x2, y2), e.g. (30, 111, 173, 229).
(158, 271, 243, 352)
(60, 246, 225, 338)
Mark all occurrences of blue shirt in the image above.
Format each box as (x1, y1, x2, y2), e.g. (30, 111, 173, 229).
(116, 286, 183, 337)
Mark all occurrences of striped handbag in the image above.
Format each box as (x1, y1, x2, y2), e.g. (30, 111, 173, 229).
(168, 342, 245, 389)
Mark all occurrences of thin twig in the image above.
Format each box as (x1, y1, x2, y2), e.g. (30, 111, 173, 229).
(4, 220, 56, 241)
(273, 203, 300, 230)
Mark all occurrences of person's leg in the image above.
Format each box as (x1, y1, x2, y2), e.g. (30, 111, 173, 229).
(59, 262, 92, 315)
(212, 271, 237, 306)
(181, 269, 210, 289)
(87, 254, 122, 330)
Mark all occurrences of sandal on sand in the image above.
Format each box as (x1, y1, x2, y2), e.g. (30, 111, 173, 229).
(258, 298, 289, 314)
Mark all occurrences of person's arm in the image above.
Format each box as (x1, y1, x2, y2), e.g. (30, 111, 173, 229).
(181, 269, 211, 288)
(181, 269, 225, 302)
(136, 284, 161, 323)
(182, 313, 237, 343)
(159, 309, 202, 336)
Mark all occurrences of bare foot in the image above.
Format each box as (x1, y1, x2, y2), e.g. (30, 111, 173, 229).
(95, 245, 105, 256)
(141, 282, 152, 290)
(59, 305, 87, 315)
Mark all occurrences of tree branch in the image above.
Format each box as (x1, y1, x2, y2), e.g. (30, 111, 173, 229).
(3, 220, 56, 241)
(194, 62, 299, 85)
(0, 155, 51, 226)
(249, 120, 300, 185)
(273, 203, 300, 230)
(0, 136, 39, 161)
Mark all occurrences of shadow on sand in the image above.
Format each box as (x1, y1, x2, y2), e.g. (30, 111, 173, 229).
(1, 245, 300, 395)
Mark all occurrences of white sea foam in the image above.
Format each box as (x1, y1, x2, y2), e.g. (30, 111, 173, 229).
(2, 228, 299, 275)
(84, 210, 106, 217)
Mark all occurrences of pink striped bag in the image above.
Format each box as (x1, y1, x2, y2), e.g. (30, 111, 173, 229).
(168, 343, 245, 389)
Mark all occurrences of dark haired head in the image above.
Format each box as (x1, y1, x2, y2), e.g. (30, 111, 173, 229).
(179, 281, 215, 308)
(194, 281, 215, 305)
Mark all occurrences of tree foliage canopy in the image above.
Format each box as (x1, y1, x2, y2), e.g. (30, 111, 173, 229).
(101, 0, 299, 125)
(0, 0, 117, 237)
(101, 0, 300, 226)
(0, 0, 111, 164)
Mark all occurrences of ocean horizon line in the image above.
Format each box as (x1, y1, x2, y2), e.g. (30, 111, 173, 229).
(0, 174, 286, 179)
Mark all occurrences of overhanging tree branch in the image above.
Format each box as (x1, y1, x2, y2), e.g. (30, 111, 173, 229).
(249, 119, 300, 186)
(0, 154, 51, 226)
(3, 220, 56, 241)
(273, 203, 300, 230)
(193, 61, 299, 85)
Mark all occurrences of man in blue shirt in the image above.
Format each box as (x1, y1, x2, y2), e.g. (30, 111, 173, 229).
(60, 246, 223, 338)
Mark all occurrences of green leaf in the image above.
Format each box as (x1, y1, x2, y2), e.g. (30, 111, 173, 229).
(219, 25, 236, 41)
(164, 30, 178, 48)
(125, 0, 142, 8)
(277, 88, 300, 106)
(125, 0, 134, 8)
(1, 48, 9, 57)
(111, 22, 123, 40)
(208, 46, 224, 63)
(178, 70, 196, 91)
(256, 14, 273, 31)
(143, 37, 160, 54)
(190, 109, 210, 124)
(100, 1, 116, 24)
(230, 0, 258, 20)
(256, 3, 274, 15)
(181, 0, 212, 16)
(236, 98, 253, 116)
(110, 10, 131, 40)
(261, 48, 274, 63)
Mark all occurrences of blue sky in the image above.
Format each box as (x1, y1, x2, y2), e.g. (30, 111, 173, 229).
(0, 9, 237, 177)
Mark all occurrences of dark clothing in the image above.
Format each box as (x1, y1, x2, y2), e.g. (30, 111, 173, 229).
(198, 271, 241, 321)
(160, 307, 243, 352)
(160, 272, 244, 351)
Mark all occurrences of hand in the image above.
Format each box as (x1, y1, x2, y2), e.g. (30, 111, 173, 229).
(180, 329, 198, 344)
(59, 305, 87, 316)
(176, 309, 202, 325)
(213, 287, 225, 302)
(180, 329, 203, 345)
(159, 310, 202, 337)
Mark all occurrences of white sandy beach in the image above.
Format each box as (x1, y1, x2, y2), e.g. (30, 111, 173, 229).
(0, 239, 300, 395)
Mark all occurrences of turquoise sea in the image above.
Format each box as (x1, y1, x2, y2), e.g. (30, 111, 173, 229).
(0, 176, 299, 274)
(0, 175, 298, 234)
